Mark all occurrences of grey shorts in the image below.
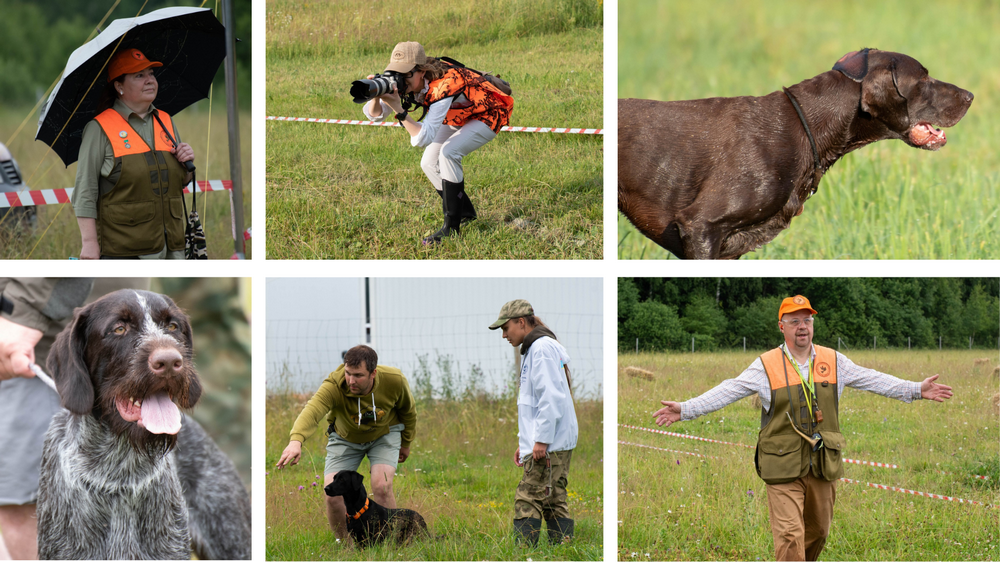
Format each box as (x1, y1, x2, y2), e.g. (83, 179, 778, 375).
(325, 423, 404, 475)
(0, 376, 63, 505)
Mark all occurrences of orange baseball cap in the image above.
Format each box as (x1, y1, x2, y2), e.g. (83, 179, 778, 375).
(778, 295, 817, 320)
(107, 48, 162, 81)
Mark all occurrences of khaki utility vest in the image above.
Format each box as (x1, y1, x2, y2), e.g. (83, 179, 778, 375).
(754, 344, 846, 484)
(93, 109, 186, 257)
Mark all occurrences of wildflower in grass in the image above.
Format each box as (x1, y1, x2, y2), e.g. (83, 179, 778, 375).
(312, 482, 318, 487)
(298, 485, 304, 491)
(676, 459, 680, 465)
(747, 489, 754, 498)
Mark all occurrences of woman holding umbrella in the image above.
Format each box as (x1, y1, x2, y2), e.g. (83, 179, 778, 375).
(71, 48, 195, 259)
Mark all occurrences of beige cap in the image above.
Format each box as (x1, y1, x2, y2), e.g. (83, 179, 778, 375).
(489, 299, 533, 330)
(385, 41, 426, 73)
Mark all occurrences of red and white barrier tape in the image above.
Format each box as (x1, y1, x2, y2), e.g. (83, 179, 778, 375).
(619, 423, 755, 449)
(265, 116, 603, 135)
(620, 424, 997, 477)
(243, 226, 252, 241)
(1, 180, 234, 208)
(839, 478, 998, 509)
(619, 440, 722, 460)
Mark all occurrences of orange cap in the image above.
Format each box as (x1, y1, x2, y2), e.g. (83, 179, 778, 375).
(107, 48, 162, 82)
(778, 295, 817, 320)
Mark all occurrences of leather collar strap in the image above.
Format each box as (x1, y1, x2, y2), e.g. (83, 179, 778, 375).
(782, 87, 823, 194)
(349, 497, 369, 519)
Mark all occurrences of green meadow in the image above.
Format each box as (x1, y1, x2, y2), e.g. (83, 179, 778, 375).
(265, 0, 603, 259)
(618, 350, 999, 560)
(265, 390, 603, 560)
(0, 103, 253, 259)
(617, 0, 999, 259)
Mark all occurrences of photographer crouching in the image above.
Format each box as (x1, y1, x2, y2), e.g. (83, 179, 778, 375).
(353, 42, 513, 245)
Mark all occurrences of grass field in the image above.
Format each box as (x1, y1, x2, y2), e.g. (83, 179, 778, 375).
(265, 0, 602, 259)
(265, 392, 603, 560)
(618, 350, 999, 561)
(617, 0, 1000, 259)
(0, 102, 252, 259)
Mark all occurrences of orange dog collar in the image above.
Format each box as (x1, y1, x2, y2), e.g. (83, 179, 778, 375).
(350, 497, 370, 520)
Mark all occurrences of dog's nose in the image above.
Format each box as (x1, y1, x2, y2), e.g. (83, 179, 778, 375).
(149, 348, 183, 376)
(965, 90, 974, 104)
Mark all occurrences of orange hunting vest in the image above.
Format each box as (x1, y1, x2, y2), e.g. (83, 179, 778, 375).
(423, 67, 513, 133)
(754, 345, 846, 484)
(93, 109, 186, 256)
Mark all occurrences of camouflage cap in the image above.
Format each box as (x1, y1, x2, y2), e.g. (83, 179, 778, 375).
(488, 299, 533, 330)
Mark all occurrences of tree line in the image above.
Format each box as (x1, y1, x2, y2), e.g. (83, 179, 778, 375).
(619, 278, 1000, 352)
(0, 0, 250, 107)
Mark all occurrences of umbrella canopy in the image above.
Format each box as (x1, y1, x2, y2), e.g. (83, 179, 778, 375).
(36, 7, 225, 167)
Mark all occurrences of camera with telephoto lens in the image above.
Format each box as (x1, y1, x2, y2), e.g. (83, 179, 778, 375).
(350, 71, 407, 104)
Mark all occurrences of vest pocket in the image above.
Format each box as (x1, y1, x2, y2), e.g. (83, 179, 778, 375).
(102, 201, 158, 254)
(165, 196, 185, 250)
(756, 433, 804, 483)
(818, 430, 846, 480)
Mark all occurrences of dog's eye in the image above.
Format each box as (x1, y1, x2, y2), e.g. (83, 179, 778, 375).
(166, 321, 179, 332)
(112, 325, 126, 335)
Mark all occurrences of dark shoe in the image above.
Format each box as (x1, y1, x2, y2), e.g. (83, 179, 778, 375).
(514, 517, 541, 546)
(545, 517, 574, 544)
(421, 219, 459, 245)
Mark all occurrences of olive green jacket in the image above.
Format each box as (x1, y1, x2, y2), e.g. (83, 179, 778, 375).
(289, 364, 416, 448)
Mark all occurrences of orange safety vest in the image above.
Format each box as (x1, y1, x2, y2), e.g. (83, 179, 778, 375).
(92, 109, 187, 257)
(423, 67, 514, 133)
(754, 345, 846, 484)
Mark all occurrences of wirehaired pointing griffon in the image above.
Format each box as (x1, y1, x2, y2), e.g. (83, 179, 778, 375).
(619, 48, 973, 259)
(36, 289, 251, 560)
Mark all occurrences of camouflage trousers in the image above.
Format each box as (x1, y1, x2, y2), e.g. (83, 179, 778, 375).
(514, 449, 573, 520)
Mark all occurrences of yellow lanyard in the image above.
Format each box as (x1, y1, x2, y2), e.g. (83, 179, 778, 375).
(782, 344, 816, 418)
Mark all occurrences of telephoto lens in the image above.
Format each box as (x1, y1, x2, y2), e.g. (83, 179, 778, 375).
(350, 73, 397, 103)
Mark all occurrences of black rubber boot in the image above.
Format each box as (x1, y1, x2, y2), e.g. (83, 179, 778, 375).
(513, 517, 542, 546)
(435, 180, 476, 223)
(545, 517, 574, 544)
(422, 180, 461, 245)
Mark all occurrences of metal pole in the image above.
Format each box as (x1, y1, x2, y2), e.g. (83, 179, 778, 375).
(908, 337, 910, 350)
(635, 338, 638, 354)
(364, 277, 371, 343)
(939, 335, 942, 350)
(838, 337, 841, 351)
(743, 336, 746, 352)
(691, 336, 695, 353)
(222, 0, 245, 258)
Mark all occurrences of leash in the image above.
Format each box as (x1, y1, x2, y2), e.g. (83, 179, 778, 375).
(782, 86, 824, 196)
(29, 363, 58, 393)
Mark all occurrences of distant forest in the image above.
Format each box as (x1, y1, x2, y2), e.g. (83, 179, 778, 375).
(0, 0, 250, 106)
(619, 278, 1000, 352)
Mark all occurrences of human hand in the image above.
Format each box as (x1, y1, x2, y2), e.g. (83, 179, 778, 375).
(920, 375, 953, 402)
(513, 445, 522, 467)
(0, 317, 43, 380)
(532, 442, 548, 461)
(653, 400, 682, 427)
(80, 239, 100, 260)
(171, 142, 194, 164)
(398, 446, 410, 463)
(275, 440, 302, 469)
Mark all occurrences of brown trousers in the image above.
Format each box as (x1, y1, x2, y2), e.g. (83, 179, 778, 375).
(765, 473, 837, 561)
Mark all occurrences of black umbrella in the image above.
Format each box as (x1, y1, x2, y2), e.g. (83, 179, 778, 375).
(36, 7, 225, 167)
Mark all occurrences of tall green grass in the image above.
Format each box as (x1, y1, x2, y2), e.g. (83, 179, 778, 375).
(266, 0, 602, 259)
(618, 350, 999, 560)
(0, 102, 253, 259)
(617, 0, 999, 259)
(266, 390, 603, 560)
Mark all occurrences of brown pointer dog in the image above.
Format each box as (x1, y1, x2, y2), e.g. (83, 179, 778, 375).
(618, 48, 973, 259)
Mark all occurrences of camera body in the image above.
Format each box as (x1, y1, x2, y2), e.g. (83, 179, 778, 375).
(350, 71, 407, 104)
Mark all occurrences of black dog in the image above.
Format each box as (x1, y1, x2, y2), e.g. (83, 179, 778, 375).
(619, 48, 973, 259)
(324, 470, 428, 548)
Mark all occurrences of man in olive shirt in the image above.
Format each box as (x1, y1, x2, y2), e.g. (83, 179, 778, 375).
(275, 345, 417, 543)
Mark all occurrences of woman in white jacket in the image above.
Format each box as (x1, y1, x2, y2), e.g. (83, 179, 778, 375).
(489, 299, 579, 546)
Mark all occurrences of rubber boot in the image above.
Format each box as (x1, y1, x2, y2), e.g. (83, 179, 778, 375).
(422, 180, 461, 245)
(435, 180, 476, 223)
(545, 517, 574, 544)
(513, 517, 541, 546)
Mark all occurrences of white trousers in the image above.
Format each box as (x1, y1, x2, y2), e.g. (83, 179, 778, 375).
(420, 119, 496, 190)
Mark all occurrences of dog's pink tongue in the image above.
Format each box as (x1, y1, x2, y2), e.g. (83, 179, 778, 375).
(910, 123, 946, 149)
(139, 392, 182, 434)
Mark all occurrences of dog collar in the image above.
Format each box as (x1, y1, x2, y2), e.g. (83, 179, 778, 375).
(350, 497, 369, 519)
(782, 86, 823, 195)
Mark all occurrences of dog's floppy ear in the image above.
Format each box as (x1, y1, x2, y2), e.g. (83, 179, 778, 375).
(833, 48, 871, 82)
(860, 57, 910, 132)
(47, 304, 95, 414)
